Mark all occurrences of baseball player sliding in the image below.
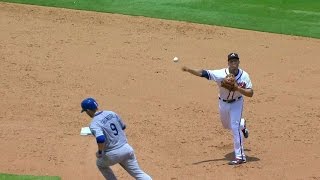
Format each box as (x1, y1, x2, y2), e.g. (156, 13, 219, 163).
(81, 97, 152, 179)
(182, 52, 254, 165)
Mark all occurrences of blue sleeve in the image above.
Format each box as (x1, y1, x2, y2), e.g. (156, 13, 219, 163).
(96, 135, 106, 143)
(201, 70, 209, 80)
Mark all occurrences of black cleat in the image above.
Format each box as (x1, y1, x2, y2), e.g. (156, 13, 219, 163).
(242, 128, 249, 138)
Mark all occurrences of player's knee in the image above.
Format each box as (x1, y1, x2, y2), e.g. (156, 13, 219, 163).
(96, 159, 107, 168)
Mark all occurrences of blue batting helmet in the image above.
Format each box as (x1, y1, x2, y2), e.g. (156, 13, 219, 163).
(81, 97, 98, 113)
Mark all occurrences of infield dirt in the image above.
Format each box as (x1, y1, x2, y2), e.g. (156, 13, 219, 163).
(1, 2, 320, 180)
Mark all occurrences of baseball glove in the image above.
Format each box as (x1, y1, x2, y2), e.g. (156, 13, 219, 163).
(221, 74, 237, 91)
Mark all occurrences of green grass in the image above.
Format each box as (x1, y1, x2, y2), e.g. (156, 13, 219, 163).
(0, 173, 60, 180)
(1, 0, 320, 38)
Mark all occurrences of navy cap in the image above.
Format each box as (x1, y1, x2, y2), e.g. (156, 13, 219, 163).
(81, 97, 98, 113)
(228, 53, 239, 61)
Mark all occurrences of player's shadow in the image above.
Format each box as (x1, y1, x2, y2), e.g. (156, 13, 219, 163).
(192, 149, 260, 165)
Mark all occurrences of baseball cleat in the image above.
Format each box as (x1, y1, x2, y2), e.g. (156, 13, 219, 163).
(228, 159, 247, 165)
(242, 128, 249, 138)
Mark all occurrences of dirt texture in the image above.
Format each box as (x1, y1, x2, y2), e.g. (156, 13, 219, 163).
(1, 2, 320, 180)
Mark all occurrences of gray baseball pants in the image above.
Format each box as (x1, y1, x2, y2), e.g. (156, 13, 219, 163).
(96, 143, 152, 180)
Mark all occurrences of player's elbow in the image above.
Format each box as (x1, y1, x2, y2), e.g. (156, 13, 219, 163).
(248, 89, 254, 97)
(96, 135, 106, 143)
(201, 70, 209, 79)
(243, 89, 253, 97)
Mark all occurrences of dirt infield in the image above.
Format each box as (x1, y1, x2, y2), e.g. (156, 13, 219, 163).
(1, 2, 320, 180)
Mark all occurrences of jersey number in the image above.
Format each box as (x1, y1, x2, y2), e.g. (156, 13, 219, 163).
(110, 123, 118, 136)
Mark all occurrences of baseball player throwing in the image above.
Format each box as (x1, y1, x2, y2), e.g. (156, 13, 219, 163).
(81, 97, 152, 179)
(182, 52, 253, 165)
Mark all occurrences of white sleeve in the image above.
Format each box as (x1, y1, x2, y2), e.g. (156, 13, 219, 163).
(206, 70, 222, 82)
(244, 74, 253, 89)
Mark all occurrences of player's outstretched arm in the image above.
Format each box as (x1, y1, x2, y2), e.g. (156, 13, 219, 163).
(182, 66, 203, 77)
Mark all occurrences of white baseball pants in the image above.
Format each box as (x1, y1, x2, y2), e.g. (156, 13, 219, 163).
(219, 98, 246, 160)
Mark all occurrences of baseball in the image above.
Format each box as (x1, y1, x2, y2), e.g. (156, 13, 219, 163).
(173, 57, 179, 63)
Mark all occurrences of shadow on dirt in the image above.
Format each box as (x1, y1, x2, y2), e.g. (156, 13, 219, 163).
(192, 149, 260, 165)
